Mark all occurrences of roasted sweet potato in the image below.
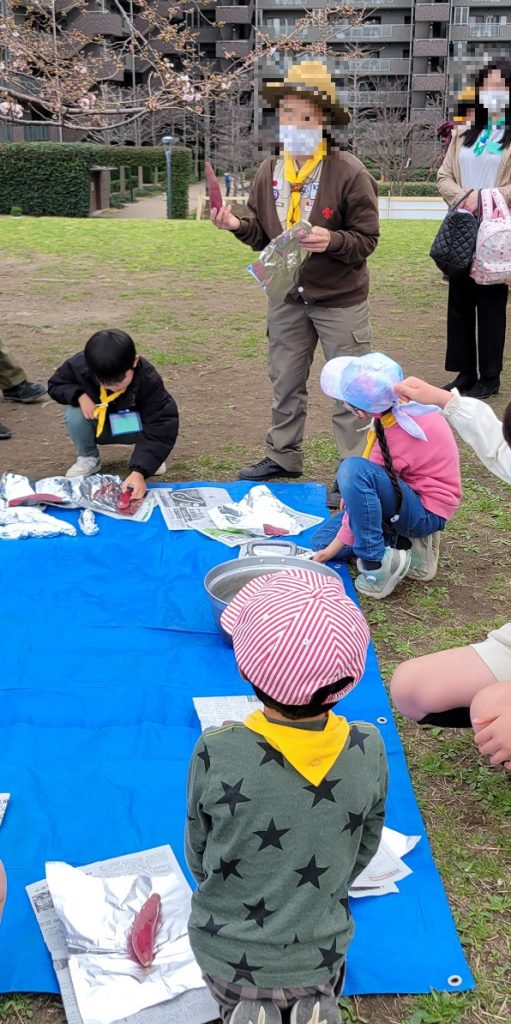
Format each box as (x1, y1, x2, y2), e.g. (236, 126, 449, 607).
(131, 893, 161, 967)
(205, 162, 223, 212)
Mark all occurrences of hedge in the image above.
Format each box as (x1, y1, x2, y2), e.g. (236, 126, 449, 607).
(378, 182, 438, 196)
(0, 142, 191, 218)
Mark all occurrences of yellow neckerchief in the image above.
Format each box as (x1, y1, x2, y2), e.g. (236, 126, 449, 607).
(93, 385, 126, 438)
(362, 411, 397, 459)
(244, 710, 349, 785)
(284, 139, 327, 229)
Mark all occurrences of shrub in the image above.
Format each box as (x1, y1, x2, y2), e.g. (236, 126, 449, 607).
(0, 143, 191, 218)
(10, 205, 23, 216)
(378, 182, 439, 197)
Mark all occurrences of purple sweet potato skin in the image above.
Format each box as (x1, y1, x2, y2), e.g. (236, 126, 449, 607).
(205, 162, 223, 212)
(131, 893, 161, 967)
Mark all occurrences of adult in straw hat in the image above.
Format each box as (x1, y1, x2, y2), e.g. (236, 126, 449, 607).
(211, 60, 380, 499)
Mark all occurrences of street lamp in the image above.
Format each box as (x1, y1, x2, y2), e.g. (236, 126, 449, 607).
(162, 135, 175, 220)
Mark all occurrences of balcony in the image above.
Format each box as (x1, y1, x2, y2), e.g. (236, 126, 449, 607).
(411, 107, 443, 124)
(412, 72, 445, 90)
(345, 57, 410, 74)
(65, 10, 127, 37)
(452, 23, 511, 40)
(415, 4, 450, 21)
(348, 89, 408, 106)
(217, 3, 254, 24)
(216, 38, 252, 57)
(413, 38, 448, 56)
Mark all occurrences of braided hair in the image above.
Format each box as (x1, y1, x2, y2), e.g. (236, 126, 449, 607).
(374, 416, 402, 527)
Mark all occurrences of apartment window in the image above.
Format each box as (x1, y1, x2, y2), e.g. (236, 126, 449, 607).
(453, 7, 469, 25)
(403, 48, 410, 58)
(404, 14, 411, 25)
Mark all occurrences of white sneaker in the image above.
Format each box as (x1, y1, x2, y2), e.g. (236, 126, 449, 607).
(355, 546, 411, 600)
(154, 462, 167, 476)
(65, 455, 102, 479)
(408, 532, 442, 581)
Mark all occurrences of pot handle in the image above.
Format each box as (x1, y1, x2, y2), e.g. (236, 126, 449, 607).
(245, 540, 298, 557)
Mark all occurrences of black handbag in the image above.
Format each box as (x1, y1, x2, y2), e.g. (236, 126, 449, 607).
(430, 190, 481, 278)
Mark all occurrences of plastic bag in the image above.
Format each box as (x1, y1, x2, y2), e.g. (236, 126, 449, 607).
(247, 221, 312, 301)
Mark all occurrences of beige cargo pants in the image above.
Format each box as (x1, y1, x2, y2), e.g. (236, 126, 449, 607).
(0, 340, 26, 391)
(266, 297, 373, 474)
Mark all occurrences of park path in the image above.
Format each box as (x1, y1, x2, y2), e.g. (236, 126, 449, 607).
(98, 179, 207, 219)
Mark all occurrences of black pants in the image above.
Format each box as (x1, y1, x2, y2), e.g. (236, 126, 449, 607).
(446, 274, 508, 378)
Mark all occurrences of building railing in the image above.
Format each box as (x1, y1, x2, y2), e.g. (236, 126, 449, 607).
(469, 23, 501, 37)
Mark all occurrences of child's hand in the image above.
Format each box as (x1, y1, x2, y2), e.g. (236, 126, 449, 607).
(312, 548, 331, 563)
(0, 861, 6, 923)
(122, 471, 147, 501)
(78, 394, 98, 420)
(473, 707, 511, 769)
(395, 377, 450, 409)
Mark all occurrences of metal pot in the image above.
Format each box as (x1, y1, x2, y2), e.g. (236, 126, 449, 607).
(204, 541, 341, 644)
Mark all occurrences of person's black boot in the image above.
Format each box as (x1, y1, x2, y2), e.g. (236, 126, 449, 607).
(0, 423, 12, 440)
(326, 478, 342, 510)
(467, 377, 500, 399)
(418, 707, 472, 728)
(3, 380, 47, 403)
(442, 372, 477, 395)
(238, 456, 301, 481)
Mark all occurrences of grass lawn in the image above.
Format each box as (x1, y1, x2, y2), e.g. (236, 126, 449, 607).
(0, 218, 510, 1024)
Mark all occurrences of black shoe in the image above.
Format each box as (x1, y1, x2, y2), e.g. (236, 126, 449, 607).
(3, 380, 47, 403)
(0, 422, 12, 440)
(466, 377, 500, 399)
(442, 372, 477, 395)
(238, 457, 302, 481)
(326, 478, 342, 510)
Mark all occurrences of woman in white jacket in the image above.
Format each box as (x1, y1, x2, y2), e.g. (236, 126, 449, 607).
(390, 377, 511, 771)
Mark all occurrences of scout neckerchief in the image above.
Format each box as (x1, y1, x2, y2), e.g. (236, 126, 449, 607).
(284, 139, 327, 229)
(473, 117, 505, 157)
(243, 710, 349, 785)
(361, 411, 397, 459)
(93, 385, 126, 438)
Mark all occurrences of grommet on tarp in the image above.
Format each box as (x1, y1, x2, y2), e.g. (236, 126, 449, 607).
(377, 716, 388, 725)
(448, 974, 463, 987)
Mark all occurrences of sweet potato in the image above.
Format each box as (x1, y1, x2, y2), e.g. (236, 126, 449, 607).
(263, 524, 289, 537)
(131, 893, 161, 967)
(205, 162, 223, 212)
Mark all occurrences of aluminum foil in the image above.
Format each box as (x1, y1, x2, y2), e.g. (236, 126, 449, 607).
(0, 506, 77, 540)
(79, 510, 99, 536)
(209, 483, 320, 538)
(0, 473, 153, 523)
(247, 220, 312, 301)
(46, 862, 205, 1024)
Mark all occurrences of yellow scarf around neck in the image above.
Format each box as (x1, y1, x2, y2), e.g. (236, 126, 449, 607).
(93, 385, 126, 438)
(284, 140, 327, 229)
(244, 710, 349, 785)
(362, 410, 397, 459)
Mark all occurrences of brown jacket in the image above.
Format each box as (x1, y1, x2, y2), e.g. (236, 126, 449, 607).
(437, 125, 511, 207)
(233, 152, 380, 308)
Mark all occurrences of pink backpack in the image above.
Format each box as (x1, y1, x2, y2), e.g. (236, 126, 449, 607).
(471, 188, 511, 286)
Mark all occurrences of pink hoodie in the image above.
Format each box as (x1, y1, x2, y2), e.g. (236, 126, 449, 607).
(337, 411, 462, 547)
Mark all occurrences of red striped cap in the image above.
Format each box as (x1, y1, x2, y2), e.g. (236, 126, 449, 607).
(220, 568, 369, 705)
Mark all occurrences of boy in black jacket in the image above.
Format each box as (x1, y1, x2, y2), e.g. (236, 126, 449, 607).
(48, 329, 179, 498)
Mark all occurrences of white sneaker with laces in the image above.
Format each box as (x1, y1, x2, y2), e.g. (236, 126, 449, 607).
(355, 546, 411, 600)
(407, 532, 441, 581)
(154, 462, 167, 476)
(65, 455, 102, 479)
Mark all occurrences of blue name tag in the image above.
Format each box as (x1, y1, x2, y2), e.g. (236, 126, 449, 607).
(109, 411, 142, 436)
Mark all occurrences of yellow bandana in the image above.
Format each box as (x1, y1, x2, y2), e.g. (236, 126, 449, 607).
(93, 385, 126, 438)
(244, 710, 349, 785)
(362, 411, 397, 459)
(284, 140, 327, 229)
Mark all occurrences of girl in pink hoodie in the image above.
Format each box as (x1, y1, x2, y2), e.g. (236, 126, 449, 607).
(313, 353, 462, 599)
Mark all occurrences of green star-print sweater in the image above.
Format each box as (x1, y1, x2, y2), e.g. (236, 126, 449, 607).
(185, 716, 388, 988)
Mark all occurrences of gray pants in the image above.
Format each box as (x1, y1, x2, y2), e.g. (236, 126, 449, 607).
(64, 406, 140, 457)
(0, 340, 26, 391)
(266, 298, 373, 473)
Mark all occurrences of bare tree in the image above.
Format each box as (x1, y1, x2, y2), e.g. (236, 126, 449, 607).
(353, 78, 442, 185)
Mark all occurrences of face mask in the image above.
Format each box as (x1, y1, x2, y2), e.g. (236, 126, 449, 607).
(479, 89, 509, 115)
(279, 123, 323, 156)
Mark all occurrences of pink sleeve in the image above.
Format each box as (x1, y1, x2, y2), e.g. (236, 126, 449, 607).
(336, 511, 354, 547)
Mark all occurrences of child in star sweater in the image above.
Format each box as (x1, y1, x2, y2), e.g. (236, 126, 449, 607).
(185, 568, 388, 1024)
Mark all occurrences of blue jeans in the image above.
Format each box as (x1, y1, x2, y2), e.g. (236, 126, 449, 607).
(312, 457, 446, 563)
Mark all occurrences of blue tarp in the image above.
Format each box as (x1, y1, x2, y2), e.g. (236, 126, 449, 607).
(0, 482, 474, 997)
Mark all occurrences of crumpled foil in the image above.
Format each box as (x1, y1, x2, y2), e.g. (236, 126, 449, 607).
(247, 220, 312, 301)
(0, 506, 77, 540)
(46, 862, 205, 1024)
(78, 509, 99, 536)
(210, 483, 301, 536)
(0, 473, 153, 523)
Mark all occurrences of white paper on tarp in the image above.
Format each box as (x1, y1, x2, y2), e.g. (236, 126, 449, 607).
(193, 695, 263, 731)
(0, 793, 10, 826)
(349, 827, 421, 898)
(26, 846, 218, 1024)
(208, 486, 322, 540)
(153, 487, 231, 531)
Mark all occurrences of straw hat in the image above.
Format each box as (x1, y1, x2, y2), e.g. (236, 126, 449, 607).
(261, 60, 350, 127)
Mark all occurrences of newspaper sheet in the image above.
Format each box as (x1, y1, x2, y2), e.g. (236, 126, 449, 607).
(350, 827, 421, 898)
(193, 695, 263, 731)
(153, 487, 231, 531)
(0, 793, 10, 827)
(26, 846, 218, 1024)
